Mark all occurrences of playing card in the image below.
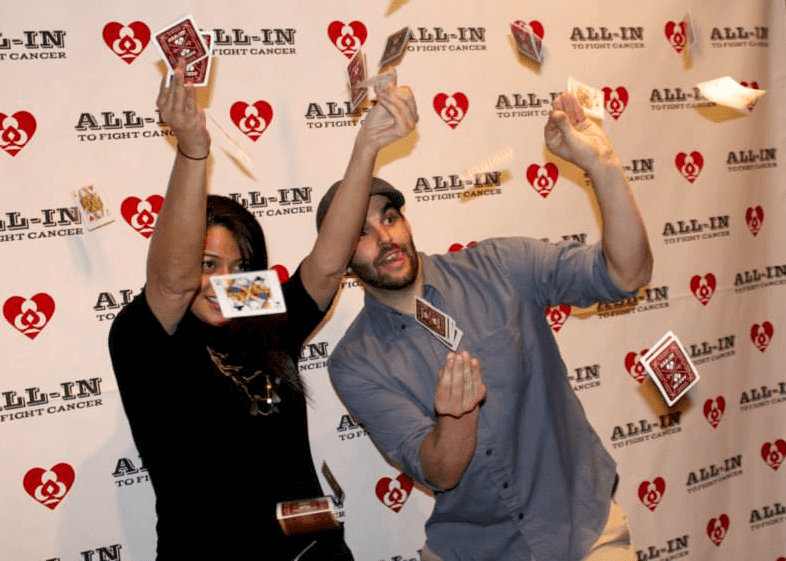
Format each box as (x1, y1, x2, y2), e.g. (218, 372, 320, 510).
(71, 184, 113, 231)
(379, 26, 412, 68)
(356, 67, 397, 89)
(183, 30, 213, 86)
(210, 270, 286, 318)
(276, 497, 341, 536)
(347, 49, 368, 112)
(155, 15, 209, 71)
(321, 461, 345, 503)
(567, 77, 604, 120)
(415, 297, 463, 351)
(642, 331, 700, 406)
(695, 76, 766, 112)
(684, 10, 696, 49)
(511, 21, 542, 63)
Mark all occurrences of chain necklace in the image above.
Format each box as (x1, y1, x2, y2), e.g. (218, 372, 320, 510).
(206, 346, 282, 416)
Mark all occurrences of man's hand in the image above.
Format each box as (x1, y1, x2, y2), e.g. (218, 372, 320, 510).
(156, 61, 210, 159)
(356, 76, 418, 153)
(434, 351, 486, 418)
(544, 93, 619, 172)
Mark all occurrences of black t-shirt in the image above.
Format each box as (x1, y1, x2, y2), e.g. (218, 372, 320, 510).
(108, 269, 351, 560)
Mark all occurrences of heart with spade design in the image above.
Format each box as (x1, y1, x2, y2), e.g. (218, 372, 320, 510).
(664, 21, 688, 53)
(23, 463, 75, 510)
(121, 195, 164, 238)
(638, 477, 666, 511)
(745, 206, 764, 236)
(433, 93, 469, 129)
(602, 87, 629, 120)
(675, 151, 703, 183)
(0, 111, 37, 157)
(327, 20, 367, 58)
(230, 101, 273, 141)
(706, 514, 729, 546)
(703, 396, 725, 429)
(102, 21, 150, 64)
(3, 293, 55, 340)
(545, 305, 570, 332)
(624, 350, 649, 384)
(526, 163, 559, 198)
(375, 473, 414, 513)
(750, 321, 774, 352)
(761, 439, 786, 470)
(689, 273, 716, 306)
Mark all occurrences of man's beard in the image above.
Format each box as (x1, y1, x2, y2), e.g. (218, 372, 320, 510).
(351, 240, 419, 290)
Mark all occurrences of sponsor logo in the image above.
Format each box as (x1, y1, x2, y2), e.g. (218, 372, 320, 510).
(675, 151, 703, 183)
(569, 25, 645, 50)
(375, 473, 414, 513)
(689, 274, 716, 305)
(603, 86, 629, 120)
(751, 322, 774, 352)
(93, 289, 140, 322)
(734, 265, 786, 293)
(44, 544, 122, 561)
(739, 382, 786, 412)
(595, 286, 669, 319)
(1, 110, 36, 156)
(304, 100, 368, 129)
(746, 206, 764, 236)
(24, 463, 75, 509)
(526, 162, 559, 198)
(704, 396, 726, 428)
(727, 148, 776, 171)
(298, 341, 329, 372)
(638, 477, 665, 511)
(545, 305, 570, 332)
(761, 440, 786, 471)
(622, 158, 655, 183)
(664, 21, 688, 53)
(710, 26, 769, 48)
(407, 26, 487, 52)
(750, 502, 786, 531)
(227, 187, 314, 218)
(412, 172, 502, 203)
(0, 29, 66, 61)
(662, 215, 730, 245)
(211, 27, 296, 56)
(433, 92, 469, 129)
(636, 535, 689, 561)
(112, 456, 150, 488)
(690, 335, 735, 365)
(120, 195, 163, 238)
(0, 378, 103, 424)
(686, 455, 743, 493)
(4, 293, 55, 339)
(624, 349, 649, 384)
(495, 92, 557, 120)
(707, 514, 730, 546)
(102, 21, 149, 64)
(327, 20, 367, 58)
(610, 411, 682, 449)
(336, 413, 368, 442)
(74, 109, 172, 142)
(230, 100, 273, 141)
(567, 364, 601, 391)
(649, 87, 713, 112)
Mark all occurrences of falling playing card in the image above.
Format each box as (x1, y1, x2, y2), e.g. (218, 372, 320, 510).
(71, 184, 114, 230)
(695, 76, 766, 112)
(511, 21, 542, 63)
(183, 30, 214, 87)
(347, 50, 368, 112)
(210, 270, 286, 318)
(356, 67, 397, 89)
(154, 15, 209, 71)
(641, 331, 700, 406)
(321, 461, 345, 503)
(567, 77, 604, 120)
(684, 10, 696, 49)
(415, 297, 463, 351)
(379, 27, 412, 68)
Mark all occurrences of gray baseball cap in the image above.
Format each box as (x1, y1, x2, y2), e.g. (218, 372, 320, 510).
(316, 177, 405, 230)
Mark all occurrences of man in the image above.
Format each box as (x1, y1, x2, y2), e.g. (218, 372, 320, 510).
(318, 93, 653, 560)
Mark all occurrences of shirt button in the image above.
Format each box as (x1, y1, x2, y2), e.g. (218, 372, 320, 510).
(401, 324, 406, 329)
(485, 449, 492, 456)
(503, 482, 509, 489)
(518, 513, 524, 520)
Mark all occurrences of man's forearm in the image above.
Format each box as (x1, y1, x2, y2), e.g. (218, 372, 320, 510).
(420, 406, 480, 490)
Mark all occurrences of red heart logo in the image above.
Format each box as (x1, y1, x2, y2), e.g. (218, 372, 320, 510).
(3, 293, 56, 340)
(327, 20, 368, 58)
(689, 273, 716, 306)
(375, 473, 414, 513)
(433, 93, 469, 129)
(675, 151, 703, 183)
(761, 439, 786, 470)
(230, 101, 273, 141)
(0, 111, 37, 157)
(739, 81, 760, 112)
(545, 305, 570, 332)
(102, 21, 150, 64)
(448, 241, 477, 253)
(526, 163, 559, 198)
(601, 87, 629, 120)
(664, 21, 688, 53)
(703, 396, 725, 429)
(270, 264, 290, 284)
(706, 514, 730, 546)
(745, 206, 764, 236)
(751, 321, 774, 352)
(637, 477, 666, 511)
(121, 195, 164, 238)
(23, 463, 75, 510)
(624, 350, 649, 384)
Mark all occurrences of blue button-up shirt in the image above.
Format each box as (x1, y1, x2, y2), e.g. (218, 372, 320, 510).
(329, 238, 635, 561)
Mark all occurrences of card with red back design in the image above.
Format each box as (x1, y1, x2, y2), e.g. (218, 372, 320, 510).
(154, 15, 209, 72)
(641, 331, 700, 406)
(183, 30, 213, 86)
(511, 21, 541, 62)
(379, 26, 412, 68)
(415, 297, 463, 351)
(347, 49, 368, 112)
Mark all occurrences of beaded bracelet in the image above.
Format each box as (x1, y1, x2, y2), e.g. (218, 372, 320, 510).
(177, 144, 209, 161)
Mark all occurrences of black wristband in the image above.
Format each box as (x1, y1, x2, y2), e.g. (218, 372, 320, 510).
(177, 143, 209, 161)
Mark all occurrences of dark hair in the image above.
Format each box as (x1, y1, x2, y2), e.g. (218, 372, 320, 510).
(206, 195, 267, 270)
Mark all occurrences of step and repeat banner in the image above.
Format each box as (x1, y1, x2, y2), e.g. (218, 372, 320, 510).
(1, 0, 785, 559)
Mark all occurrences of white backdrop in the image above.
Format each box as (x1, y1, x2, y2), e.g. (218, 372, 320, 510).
(1, 1, 785, 560)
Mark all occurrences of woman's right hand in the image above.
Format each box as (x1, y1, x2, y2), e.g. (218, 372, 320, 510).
(156, 60, 210, 159)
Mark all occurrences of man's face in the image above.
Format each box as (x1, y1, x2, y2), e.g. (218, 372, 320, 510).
(349, 194, 419, 290)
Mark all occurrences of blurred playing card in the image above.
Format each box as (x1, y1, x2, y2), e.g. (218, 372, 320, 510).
(72, 184, 113, 230)
(155, 15, 209, 71)
(568, 77, 604, 120)
(696, 76, 766, 112)
(641, 331, 699, 407)
(379, 26, 412, 68)
(684, 10, 696, 49)
(356, 67, 397, 89)
(277, 497, 341, 537)
(347, 50, 368, 112)
(321, 461, 345, 503)
(511, 21, 542, 62)
(210, 270, 286, 318)
(416, 297, 463, 351)
(183, 30, 213, 87)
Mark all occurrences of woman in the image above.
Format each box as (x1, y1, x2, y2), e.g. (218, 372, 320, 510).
(108, 64, 416, 559)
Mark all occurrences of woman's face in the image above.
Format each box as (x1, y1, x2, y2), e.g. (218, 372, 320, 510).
(190, 225, 245, 326)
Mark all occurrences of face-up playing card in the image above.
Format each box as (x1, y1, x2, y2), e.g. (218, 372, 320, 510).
(210, 270, 286, 318)
(379, 27, 412, 68)
(415, 297, 463, 351)
(183, 30, 213, 86)
(511, 21, 542, 63)
(347, 49, 368, 112)
(567, 77, 604, 120)
(641, 331, 700, 406)
(155, 15, 209, 71)
(71, 184, 113, 230)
